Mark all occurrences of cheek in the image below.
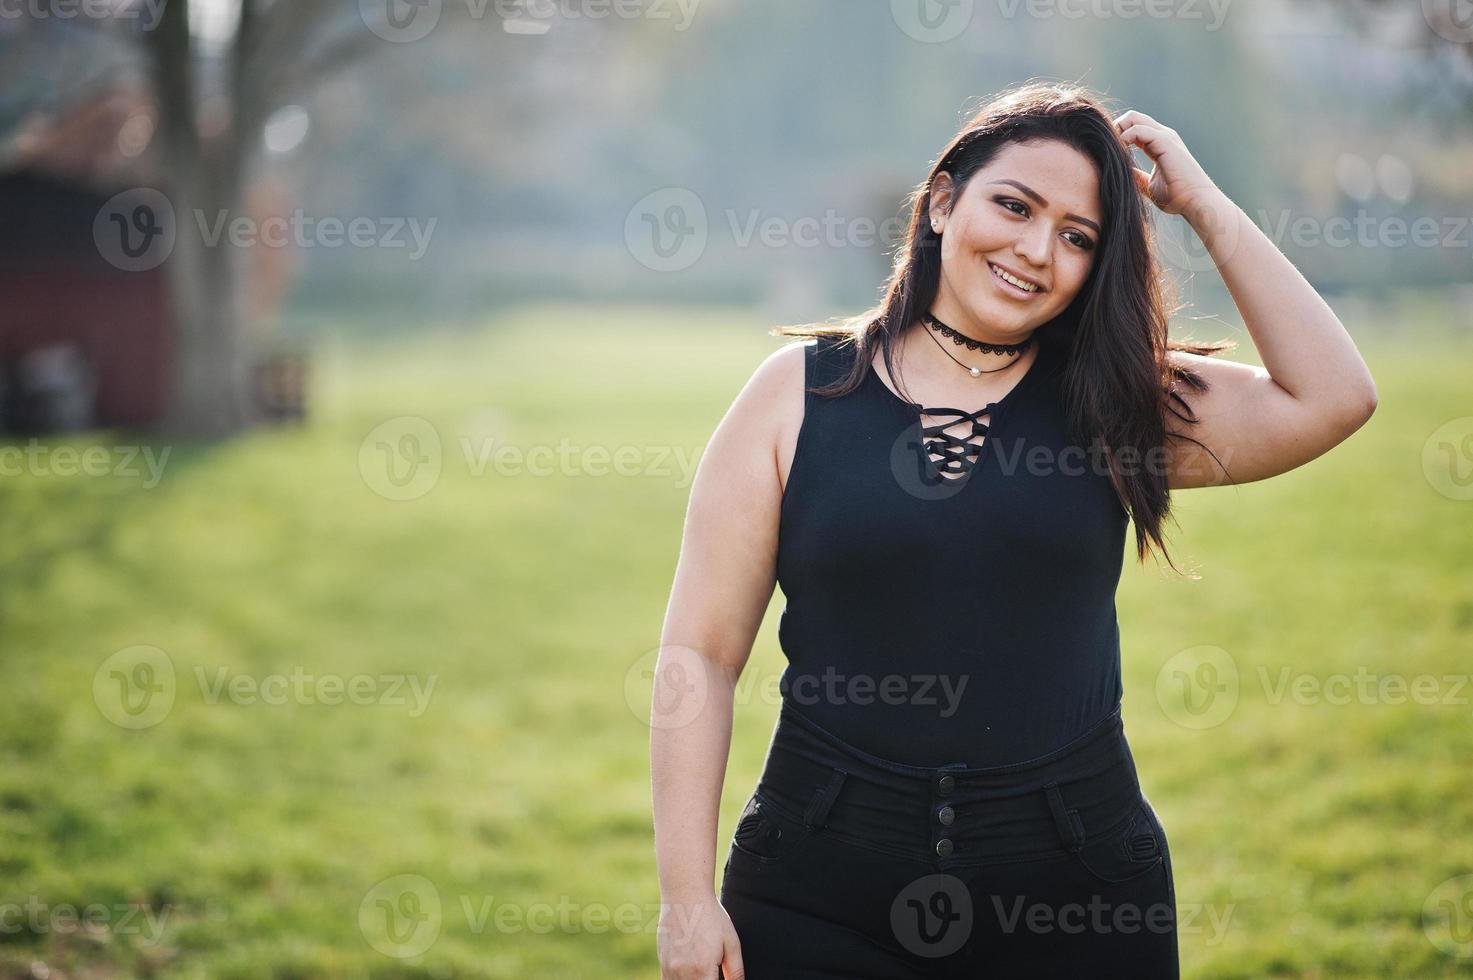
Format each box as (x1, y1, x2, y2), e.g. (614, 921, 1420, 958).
(1055, 253, 1095, 300)
(957, 209, 1007, 247)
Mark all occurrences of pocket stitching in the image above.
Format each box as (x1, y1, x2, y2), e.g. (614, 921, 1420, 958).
(1074, 801, 1163, 885)
(729, 800, 789, 866)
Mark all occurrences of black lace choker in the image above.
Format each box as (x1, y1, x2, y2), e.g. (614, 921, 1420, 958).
(923, 313, 1033, 357)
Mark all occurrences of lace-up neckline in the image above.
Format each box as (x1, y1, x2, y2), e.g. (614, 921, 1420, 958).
(867, 341, 1052, 484)
(916, 404, 999, 479)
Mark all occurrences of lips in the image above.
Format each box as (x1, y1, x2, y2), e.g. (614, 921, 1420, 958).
(988, 261, 1045, 297)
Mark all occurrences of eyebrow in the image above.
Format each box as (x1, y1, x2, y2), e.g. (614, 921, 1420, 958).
(989, 179, 1102, 236)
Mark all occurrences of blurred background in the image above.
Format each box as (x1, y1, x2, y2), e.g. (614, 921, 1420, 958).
(0, 0, 1470, 976)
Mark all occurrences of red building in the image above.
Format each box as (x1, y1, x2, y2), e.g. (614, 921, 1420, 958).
(0, 84, 299, 433)
(0, 168, 173, 430)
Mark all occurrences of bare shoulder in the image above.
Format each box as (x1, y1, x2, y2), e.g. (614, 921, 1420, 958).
(745, 340, 810, 494)
(699, 339, 811, 497)
(750, 337, 811, 396)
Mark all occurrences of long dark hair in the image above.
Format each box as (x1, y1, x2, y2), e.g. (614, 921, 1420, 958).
(773, 81, 1234, 577)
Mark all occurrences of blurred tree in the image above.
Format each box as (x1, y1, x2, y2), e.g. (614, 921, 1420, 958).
(145, 0, 386, 438)
(0, 0, 468, 438)
(1312, 0, 1473, 75)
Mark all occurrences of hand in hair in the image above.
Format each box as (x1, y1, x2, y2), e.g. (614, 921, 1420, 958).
(1113, 109, 1220, 218)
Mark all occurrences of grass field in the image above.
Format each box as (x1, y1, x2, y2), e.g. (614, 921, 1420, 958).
(0, 301, 1470, 978)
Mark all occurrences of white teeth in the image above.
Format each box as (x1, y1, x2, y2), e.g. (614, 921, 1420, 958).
(991, 263, 1039, 293)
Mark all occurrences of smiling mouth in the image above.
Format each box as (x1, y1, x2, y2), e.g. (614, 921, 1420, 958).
(988, 262, 1044, 297)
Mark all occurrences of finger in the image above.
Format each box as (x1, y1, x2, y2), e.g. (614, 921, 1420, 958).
(722, 938, 746, 980)
(1115, 109, 1166, 132)
(1119, 123, 1171, 155)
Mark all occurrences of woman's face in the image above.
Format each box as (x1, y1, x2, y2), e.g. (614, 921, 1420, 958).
(929, 138, 1102, 340)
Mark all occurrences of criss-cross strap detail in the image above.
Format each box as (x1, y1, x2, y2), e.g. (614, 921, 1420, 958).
(918, 402, 999, 478)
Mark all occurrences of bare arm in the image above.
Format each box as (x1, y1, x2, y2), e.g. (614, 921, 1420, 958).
(1161, 187, 1379, 489)
(1113, 110, 1378, 490)
(651, 339, 806, 978)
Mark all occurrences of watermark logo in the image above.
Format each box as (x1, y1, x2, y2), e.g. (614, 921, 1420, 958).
(1155, 644, 1238, 729)
(360, 416, 444, 501)
(891, 873, 972, 957)
(1423, 0, 1473, 43)
(1423, 873, 1473, 958)
(93, 645, 176, 730)
(1155, 197, 1239, 273)
(626, 644, 712, 730)
(625, 187, 708, 272)
(94, 188, 176, 272)
(1422, 417, 1473, 501)
(360, 0, 443, 41)
(890, 422, 972, 501)
(891, 0, 974, 42)
(360, 874, 443, 958)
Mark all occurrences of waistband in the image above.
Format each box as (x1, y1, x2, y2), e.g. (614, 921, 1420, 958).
(753, 697, 1142, 868)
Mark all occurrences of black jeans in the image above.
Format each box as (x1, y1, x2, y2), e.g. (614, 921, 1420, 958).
(719, 699, 1179, 978)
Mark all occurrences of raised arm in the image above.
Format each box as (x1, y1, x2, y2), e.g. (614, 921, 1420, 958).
(652, 339, 807, 980)
(1114, 110, 1379, 490)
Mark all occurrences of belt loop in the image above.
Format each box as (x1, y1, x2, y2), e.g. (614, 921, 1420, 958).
(1042, 779, 1085, 852)
(804, 767, 849, 831)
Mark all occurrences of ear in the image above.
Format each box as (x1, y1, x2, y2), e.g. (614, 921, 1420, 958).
(929, 171, 956, 228)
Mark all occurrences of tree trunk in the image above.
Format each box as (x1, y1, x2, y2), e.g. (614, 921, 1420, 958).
(159, 179, 258, 439)
(149, 0, 258, 440)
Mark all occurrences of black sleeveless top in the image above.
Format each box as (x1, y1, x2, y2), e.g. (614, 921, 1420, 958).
(775, 332, 1129, 767)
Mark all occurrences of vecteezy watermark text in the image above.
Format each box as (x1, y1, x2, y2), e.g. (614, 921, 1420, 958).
(93, 188, 438, 271)
(357, 0, 701, 44)
(888, 0, 1233, 44)
(0, 440, 170, 487)
(358, 416, 703, 501)
(194, 210, 436, 260)
(1156, 645, 1473, 730)
(0, 0, 167, 30)
(93, 646, 439, 729)
(0, 897, 172, 947)
(358, 873, 713, 959)
(195, 666, 438, 717)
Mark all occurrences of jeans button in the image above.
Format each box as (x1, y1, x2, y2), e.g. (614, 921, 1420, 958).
(937, 805, 955, 826)
(936, 775, 955, 796)
(935, 838, 954, 858)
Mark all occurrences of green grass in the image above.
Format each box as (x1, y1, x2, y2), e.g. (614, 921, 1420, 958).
(0, 301, 1469, 978)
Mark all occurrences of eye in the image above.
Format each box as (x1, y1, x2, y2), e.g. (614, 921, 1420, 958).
(998, 196, 1096, 251)
(1064, 229, 1096, 251)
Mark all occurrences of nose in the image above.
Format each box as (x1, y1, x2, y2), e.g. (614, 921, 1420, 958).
(1013, 223, 1053, 269)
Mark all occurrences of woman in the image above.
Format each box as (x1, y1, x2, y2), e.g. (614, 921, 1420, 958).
(651, 82, 1376, 978)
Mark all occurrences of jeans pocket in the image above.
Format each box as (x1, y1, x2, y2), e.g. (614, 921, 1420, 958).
(1074, 798, 1164, 886)
(1139, 795, 1176, 910)
(728, 792, 793, 870)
